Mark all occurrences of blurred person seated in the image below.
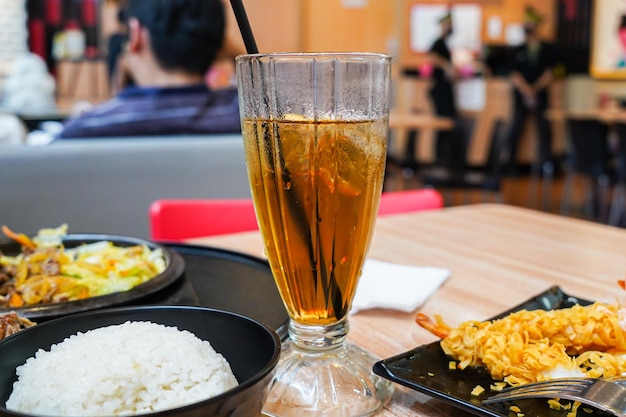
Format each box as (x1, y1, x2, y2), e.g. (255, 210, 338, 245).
(58, 0, 240, 139)
(205, 37, 245, 90)
(2, 53, 57, 113)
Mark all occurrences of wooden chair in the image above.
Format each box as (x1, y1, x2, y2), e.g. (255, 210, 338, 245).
(149, 190, 444, 242)
(560, 119, 611, 222)
(609, 123, 626, 226)
(420, 119, 508, 203)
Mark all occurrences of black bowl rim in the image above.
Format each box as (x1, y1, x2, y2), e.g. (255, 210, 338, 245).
(0, 305, 282, 417)
(0, 234, 186, 319)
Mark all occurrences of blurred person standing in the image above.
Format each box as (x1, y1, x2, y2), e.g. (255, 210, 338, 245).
(505, 6, 556, 175)
(427, 11, 461, 168)
(58, 0, 240, 139)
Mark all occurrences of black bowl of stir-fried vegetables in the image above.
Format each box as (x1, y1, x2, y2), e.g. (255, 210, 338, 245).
(0, 225, 185, 321)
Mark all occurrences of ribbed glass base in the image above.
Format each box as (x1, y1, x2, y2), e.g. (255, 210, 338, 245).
(262, 319, 394, 417)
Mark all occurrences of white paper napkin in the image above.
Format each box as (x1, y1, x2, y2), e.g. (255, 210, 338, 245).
(350, 259, 450, 315)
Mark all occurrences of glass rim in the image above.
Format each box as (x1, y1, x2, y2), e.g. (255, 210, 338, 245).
(235, 52, 391, 63)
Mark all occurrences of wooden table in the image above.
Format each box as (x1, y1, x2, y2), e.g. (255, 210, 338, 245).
(187, 204, 626, 417)
(545, 107, 626, 124)
(387, 110, 455, 167)
(388, 110, 454, 131)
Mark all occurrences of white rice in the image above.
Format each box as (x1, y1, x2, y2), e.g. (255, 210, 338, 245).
(5, 321, 238, 416)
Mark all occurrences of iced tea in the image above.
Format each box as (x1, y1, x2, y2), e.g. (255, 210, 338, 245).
(243, 117, 386, 325)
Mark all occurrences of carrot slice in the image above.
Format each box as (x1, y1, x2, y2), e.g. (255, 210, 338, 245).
(8, 292, 24, 308)
(1, 225, 36, 249)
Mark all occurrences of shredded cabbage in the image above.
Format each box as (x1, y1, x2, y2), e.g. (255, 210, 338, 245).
(0, 225, 166, 307)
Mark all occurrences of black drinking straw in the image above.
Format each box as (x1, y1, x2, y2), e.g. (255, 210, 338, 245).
(229, 0, 259, 54)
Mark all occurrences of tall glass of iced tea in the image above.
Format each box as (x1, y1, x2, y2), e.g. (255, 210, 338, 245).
(236, 53, 393, 416)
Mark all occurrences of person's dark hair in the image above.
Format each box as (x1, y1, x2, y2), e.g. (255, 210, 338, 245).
(126, 0, 225, 75)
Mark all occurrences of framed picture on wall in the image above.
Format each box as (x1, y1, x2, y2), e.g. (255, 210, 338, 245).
(409, 4, 482, 53)
(409, 3, 482, 68)
(590, 0, 626, 79)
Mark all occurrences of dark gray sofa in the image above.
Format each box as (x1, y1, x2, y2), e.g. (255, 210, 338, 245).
(0, 135, 252, 240)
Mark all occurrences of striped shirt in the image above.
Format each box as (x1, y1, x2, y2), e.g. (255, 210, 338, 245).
(58, 84, 241, 139)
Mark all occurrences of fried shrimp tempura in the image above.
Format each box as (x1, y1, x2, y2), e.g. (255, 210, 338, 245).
(417, 303, 626, 385)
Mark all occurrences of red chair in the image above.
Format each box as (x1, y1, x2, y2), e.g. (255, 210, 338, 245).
(149, 199, 258, 242)
(149, 189, 443, 242)
(378, 189, 444, 216)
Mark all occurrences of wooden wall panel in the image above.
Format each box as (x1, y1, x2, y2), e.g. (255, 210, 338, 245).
(102, 1, 301, 56)
(225, 0, 301, 54)
(398, 0, 557, 70)
(480, 0, 556, 44)
(300, 0, 395, 54)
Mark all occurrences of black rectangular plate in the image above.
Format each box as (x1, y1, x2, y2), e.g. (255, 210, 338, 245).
(372, 286, 612, 417)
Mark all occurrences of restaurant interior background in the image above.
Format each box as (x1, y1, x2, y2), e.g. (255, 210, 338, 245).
(2, 0, 626, 225)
